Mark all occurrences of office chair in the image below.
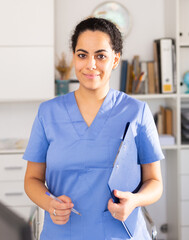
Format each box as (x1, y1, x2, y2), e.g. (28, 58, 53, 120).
(142, 207, 157, 240)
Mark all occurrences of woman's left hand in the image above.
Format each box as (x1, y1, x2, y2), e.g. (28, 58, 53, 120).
(108, 190, 137, 221)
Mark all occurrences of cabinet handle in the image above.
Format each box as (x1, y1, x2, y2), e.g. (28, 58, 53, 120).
(4, 166, 23, 170)
(5, 192, 24, 197)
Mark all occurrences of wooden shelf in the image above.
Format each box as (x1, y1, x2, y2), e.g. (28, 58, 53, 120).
(161, 145, 178, 150)
(180, 44, 189, 48)
(180, 94, 189, 99)
(0, 149, 25, 154)
(180, 144, 189, 149)
(129, 93, 177, 100)
(0, 98, 53, 103)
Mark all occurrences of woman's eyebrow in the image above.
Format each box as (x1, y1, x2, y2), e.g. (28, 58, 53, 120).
(95, 49, 108, 53)
(76, 49, 108, 53)
(76, 49, 88, 53)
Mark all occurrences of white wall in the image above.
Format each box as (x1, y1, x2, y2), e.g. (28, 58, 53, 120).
(0, 102, 41, 138)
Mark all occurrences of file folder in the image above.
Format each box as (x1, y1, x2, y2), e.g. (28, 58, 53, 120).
(154, 38, 175, 93)
(108, 123, 142, 238)
(160, 39, 174, 93)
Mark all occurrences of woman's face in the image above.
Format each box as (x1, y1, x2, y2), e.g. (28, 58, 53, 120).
(73, 30, 120, 92)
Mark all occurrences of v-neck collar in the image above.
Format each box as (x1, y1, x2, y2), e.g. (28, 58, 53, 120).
(64, 88, 117, 139)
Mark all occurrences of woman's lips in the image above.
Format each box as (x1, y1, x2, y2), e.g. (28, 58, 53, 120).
(83, 73, 100, 79)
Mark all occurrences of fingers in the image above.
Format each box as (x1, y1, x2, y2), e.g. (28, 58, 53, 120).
(58, 195, 73, 204)
(53, 200, 74, 210)
(51, 208, 72, 217)
(108, 191, 135, 222)
(51, 211, 71, 225)
(108, 198, 127, 221)
(114, 190, 131, 199)
(49, 195, 74, 225)
(108, 198, 119, 219)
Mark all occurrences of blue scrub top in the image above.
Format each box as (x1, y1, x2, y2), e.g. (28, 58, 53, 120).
(23, 88, 164, 240)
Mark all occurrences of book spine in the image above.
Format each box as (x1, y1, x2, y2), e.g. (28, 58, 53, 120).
(120, 60, 128, 92)
(147, 61, 155, 94)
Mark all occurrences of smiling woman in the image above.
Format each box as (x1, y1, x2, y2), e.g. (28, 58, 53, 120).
(23, 17, 164, 240)
(73, 30, 120, 93)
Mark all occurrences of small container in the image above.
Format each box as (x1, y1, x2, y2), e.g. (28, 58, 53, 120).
(55, 79, 69, 95)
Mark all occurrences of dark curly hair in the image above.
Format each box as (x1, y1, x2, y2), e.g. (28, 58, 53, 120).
(71, 17, 123, 55)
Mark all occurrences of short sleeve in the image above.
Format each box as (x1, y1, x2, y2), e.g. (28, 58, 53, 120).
(137, 103, 164, 164)
(23, 105, 49, 163)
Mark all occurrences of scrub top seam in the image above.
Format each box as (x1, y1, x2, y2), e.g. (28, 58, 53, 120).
(63, 94, 83, 139)
(137, 102, 146, 163)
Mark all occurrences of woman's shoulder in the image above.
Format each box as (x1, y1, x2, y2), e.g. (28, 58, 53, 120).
(37, 92, 73, 116)
(112, 89, 145, 109)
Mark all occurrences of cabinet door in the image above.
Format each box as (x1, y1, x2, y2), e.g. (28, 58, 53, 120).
(0, 154, 26, 181)
(180, 150, 189, 174)
(181, 227, 189, 240)
(181, 176, 189, 200)
(0, 0, 54, 46)
(181, 202, 189, 226)
(0, 47, 54, 100)
(0, 181, 33, 206)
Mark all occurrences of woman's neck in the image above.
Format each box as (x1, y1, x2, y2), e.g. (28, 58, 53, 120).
(75, 85, 110, 105)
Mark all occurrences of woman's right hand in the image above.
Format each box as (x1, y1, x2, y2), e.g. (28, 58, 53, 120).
(49, 195, 74, 225)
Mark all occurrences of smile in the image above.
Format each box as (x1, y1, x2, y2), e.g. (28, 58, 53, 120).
(83, 74, 100, 79)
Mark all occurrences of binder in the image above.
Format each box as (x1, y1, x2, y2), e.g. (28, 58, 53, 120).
(120, 60, 128, 92)
(154, 38, 174, 93)
(153, 42, 160, 93)
(147, 61, 156, 94)
(132, 56, 140, 93)
(140, 61, 148, 94)
(165, 108, 173, 135)
(108, 123, 142, 238)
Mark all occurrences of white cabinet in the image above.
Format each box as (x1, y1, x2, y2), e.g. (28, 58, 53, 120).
(131, 1, 189, 238)
(180, 149, 189, 239)
(0, 153, 26, 181)
(0, 47, 54, 101)
(163, 0, 189, 239)
(0, 0, 54, 101)
(0, 153, 34, 220)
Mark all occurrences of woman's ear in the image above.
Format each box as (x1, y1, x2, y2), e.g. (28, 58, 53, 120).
(113, 52, 121, 70)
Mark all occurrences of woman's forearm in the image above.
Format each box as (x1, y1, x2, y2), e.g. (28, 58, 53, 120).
(24, 176, 51, 212)
(134, 178, 163, 208)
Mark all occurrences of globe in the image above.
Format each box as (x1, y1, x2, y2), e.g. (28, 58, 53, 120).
(183, 72, 189, 94)
(92, 2, 131, 38)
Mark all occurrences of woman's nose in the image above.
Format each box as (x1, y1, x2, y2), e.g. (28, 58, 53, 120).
(86, 56, 96, 70)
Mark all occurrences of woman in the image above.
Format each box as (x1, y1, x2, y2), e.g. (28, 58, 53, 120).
(24, 18, 164, 239)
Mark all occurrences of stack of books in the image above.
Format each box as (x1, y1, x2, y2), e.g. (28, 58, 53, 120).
(154, 106, 175, 146)
(181, 109, 189, 143)
(120, 38, 176, 95)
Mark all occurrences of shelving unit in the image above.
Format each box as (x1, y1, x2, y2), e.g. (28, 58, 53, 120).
(0, 1, 54, 238)
(164, 0, 189, 239)
(129, 1, 189, 239)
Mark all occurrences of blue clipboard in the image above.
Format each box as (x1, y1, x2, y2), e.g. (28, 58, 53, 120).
(108, 122, 142, 238)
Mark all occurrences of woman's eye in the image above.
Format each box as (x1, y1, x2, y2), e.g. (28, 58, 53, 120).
(97, 54, 106, 59)
(78, 54, 86, 58)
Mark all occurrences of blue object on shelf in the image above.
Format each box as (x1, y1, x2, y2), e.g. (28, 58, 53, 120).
(183, 71, 189, 94)
(55, 79, 69, 95)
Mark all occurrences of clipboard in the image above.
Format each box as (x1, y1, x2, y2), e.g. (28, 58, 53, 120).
(108, 122, 142, 238)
